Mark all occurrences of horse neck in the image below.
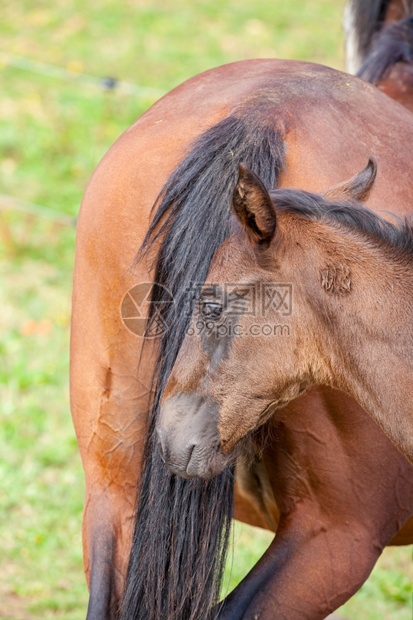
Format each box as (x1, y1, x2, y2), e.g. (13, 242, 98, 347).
(283, 217, 413, 463)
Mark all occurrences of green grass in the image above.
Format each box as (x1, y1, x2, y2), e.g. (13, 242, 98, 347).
(0, 1, 411, 618)
(0, 247, 85, 619)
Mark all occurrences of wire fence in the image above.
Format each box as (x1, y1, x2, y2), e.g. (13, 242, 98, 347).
(0, 194, 76, 228)
(1, 52, 165, 98)
(0, 52, 165, 229)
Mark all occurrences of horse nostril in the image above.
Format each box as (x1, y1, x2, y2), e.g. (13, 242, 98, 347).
(156, 427, 167, 463)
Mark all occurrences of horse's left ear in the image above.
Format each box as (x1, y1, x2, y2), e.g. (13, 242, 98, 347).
(232, 164, 276, 244)
(322, 157, 377, 203)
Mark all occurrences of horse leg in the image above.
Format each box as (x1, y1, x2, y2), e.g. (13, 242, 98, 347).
(70, 160, 160, 616)
(71, 319, 151, 618)
(83, 485, 133, 619)
(220, 508, 381, 619)
(218, 387, 413, 619)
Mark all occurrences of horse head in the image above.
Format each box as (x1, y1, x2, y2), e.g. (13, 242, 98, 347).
(157, 160, 377, 479)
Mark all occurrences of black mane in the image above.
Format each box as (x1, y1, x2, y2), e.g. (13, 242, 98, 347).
(358, 16, 413, 83)
(271, 187, 413, 259)
(121, 112, 285, 619)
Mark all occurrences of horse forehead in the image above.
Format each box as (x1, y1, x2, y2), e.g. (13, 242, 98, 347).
(210, 233, 255, 277)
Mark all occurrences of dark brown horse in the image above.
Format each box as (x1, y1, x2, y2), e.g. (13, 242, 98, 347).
(71, 60, 413, 620)
(345, 0, 413, 111)
(159, 158, 413, 473)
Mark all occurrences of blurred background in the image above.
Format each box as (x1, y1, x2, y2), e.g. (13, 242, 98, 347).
(0, 1, 411, 618)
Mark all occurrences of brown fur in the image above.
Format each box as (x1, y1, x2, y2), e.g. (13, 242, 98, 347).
(71, 60, 413, 619)
(164, 168, 413, 459)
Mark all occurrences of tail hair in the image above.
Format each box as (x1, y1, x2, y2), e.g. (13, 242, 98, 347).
(121, 112, 285, 619)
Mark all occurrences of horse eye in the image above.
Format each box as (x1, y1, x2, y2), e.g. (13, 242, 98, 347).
(201, 302, 223, 320)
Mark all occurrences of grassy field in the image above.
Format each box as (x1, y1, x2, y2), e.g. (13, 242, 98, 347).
(0, 1, 411, 618)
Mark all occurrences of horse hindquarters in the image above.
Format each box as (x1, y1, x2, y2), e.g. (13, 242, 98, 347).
(71, 106, 259, 618)
(70, 142, 162, 615)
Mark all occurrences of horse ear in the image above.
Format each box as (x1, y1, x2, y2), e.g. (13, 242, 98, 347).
(232, 164, 276, 244)
(322, 157, 377, 203)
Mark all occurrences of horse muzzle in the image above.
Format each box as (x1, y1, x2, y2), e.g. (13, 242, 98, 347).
(157, 392, 230, 480)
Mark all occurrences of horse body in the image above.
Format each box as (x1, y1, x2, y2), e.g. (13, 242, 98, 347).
(71, 60, 413, 619)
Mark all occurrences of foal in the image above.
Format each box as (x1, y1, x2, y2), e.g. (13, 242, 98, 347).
(159, 159, 413, 479)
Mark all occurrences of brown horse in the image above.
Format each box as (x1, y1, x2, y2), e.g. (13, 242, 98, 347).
(159, 158, 413, 472)
(345, 0, 413, 111)
(71, 60, 413, 620)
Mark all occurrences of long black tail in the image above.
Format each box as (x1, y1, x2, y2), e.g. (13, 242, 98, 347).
(120, 111, 285, 620)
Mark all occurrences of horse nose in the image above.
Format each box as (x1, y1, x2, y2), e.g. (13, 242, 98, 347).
(157, 392, 229, 479)
(157, 426, 195, 474)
